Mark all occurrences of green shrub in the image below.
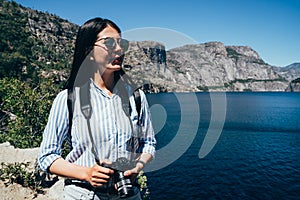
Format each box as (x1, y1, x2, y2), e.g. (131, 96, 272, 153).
(0, 77, 59, 148)
(0, 162, 44, 194)
(291, 77, 300, 83)
(197, 85, 209, 91)
(226, 47, 241, 60)
(137, 171, 150, 200)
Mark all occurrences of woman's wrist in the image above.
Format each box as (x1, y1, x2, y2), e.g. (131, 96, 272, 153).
(136, 160, 146, 170)
(81, 166, 91, 182)
(136, 160, 146, 166)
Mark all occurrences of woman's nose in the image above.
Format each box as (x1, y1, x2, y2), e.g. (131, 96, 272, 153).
(114, 41, 122, 53)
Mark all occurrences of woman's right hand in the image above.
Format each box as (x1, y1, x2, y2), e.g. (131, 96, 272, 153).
(84, 163, 114, 187)
(49, 158, 114, 187)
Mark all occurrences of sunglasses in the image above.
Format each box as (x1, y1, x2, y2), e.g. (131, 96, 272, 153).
(95, 37, 129, 52)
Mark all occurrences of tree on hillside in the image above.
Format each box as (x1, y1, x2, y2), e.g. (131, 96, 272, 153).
(0, 0, 34, 79)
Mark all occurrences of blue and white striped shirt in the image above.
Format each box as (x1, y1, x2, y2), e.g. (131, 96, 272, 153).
(38, 80, 156, 171)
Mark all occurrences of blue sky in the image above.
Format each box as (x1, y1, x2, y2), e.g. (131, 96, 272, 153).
(13, 0, 300, 67)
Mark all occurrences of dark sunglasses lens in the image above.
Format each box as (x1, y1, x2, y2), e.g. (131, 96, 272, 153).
(120, 39, 129, 52)
(104, 38, 116, 50)
(103, 38, 129, 51)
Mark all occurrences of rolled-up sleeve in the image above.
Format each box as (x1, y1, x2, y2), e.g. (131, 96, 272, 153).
(38, 89, 69, 172)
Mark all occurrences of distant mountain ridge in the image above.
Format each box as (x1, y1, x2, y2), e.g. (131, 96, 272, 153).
(1, 0, 299, 92)
(272, 63, 300, 81)
(123, 41, 300, 92)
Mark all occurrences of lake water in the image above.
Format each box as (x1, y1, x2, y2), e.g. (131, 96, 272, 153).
(145, 92, 300, 200)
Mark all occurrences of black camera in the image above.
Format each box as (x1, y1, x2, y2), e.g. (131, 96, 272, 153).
(103, 157, 135, 198)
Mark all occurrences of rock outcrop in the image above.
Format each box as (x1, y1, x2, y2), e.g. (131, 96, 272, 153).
(285, 77, 300, 92)
(0, 142, 62, 200)
(124, 41, 299, 92)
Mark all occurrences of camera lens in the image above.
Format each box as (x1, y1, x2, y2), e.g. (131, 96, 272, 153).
(115, 171, 134, 198)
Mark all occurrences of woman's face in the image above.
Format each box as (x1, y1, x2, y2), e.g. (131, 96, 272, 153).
(91, 25, 124, 73)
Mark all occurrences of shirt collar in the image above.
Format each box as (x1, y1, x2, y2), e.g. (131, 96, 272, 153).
(89, 78, 118, 99)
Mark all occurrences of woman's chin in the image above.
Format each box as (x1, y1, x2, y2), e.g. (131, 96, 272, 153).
(106, 64, 121, 71)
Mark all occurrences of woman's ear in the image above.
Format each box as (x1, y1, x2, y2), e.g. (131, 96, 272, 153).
(85, 46, 93, 57)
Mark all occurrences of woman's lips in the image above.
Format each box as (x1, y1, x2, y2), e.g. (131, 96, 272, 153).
(111, 55, 124, 65)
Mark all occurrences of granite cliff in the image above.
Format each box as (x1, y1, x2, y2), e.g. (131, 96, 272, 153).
(123, 41, 299, 92)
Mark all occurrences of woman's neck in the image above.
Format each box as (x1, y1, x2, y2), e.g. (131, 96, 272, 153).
(93, 71, 115, 97)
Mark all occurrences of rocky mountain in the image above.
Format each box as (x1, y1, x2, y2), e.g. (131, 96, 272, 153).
(26, 9, 78, 67)
(0, 0, 78, 81)
(272, 63, 300, 92)
(272, 63, 300, 81)
(123, 41, 299, 92)
(1, 0, 299, 92)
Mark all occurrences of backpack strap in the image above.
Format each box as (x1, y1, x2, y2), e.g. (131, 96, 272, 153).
(79, 81, 100, 165)
(67, 88, 75, 150)
(133, 89, 141, 125)
(79, 82, 92, 119)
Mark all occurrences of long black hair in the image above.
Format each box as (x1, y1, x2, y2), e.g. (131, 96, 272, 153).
(64, 17, 122, 89)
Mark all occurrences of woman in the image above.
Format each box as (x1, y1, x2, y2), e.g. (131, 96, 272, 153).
(38, 17, 156, 199)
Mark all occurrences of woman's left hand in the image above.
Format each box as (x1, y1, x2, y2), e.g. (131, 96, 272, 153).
(124, 161, 144, 181)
